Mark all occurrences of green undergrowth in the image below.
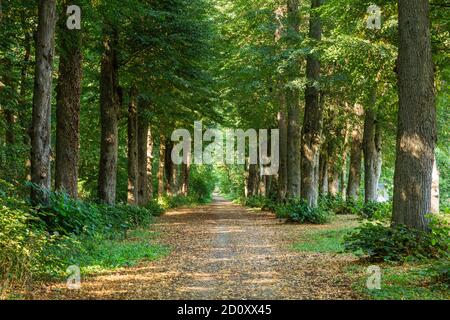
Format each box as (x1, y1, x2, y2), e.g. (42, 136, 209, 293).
(58, 229, 169, 276)
(291, 215, 450, 300)
(346, 262, 450, 300)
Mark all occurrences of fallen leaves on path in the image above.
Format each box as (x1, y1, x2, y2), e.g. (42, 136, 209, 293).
(29, 198, 362, 300)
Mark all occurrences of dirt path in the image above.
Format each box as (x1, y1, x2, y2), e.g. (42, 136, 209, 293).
(34, 197, 362, 300)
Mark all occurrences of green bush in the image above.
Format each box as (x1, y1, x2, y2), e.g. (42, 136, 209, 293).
(343, 219, 449, 262)
(319, 195, 364, 215)
(1, 186, 167, 295)
(361, 201, 392, 221)
(275, 198, 332, 224)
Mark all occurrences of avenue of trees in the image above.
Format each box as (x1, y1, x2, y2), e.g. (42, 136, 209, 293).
(0, 0, 448, 272)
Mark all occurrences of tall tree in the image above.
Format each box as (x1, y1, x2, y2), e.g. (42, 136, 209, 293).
(31, 0, 57, 204)
(278, 91, 288, 201)
(363, 91, 382, 203)
(301, 0, 323, 207)
(392, 0, 436, 231)
(286, 0, 301, 197)
(347, 105, 363, 200)
(55, 0, 83, 198)
(127, 88, 138, 204)
(157, 134, 166, 197)
(98, 25, 120, 204)
(137, 107, 151, 205)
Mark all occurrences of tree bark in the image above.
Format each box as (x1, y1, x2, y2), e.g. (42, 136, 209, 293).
(339, 122, 351, 198)
(164, 139, 174, 195)
(146, 127, 154, 200)
(137, 110, 150, 205)
(286, 0, 301, 197)
(98, 25, 120, 204)
(30, 0, 56, 204)
(301, 0, 322, 207)
(327, 141, 339, 197)
(393, 0, 436, 231)
(181, 152, 190, 196)
(318, 150, 328, 195)
(55, 0, 82, 198)
(157, 135, 166, 197)
(127, 89, 138, 204)
(363, 96, 382, 203)
(347, 118, 363, 200)
(247, 164, 258, 197)
(278, 91, 288, 201)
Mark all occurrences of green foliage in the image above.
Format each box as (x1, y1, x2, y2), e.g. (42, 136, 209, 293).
(57, 230, 169, 276)
(244, 195, 277, 211)
(275, 198, 332, 224)
(0, 187, 167, 296)
(32, 187, 161, 238)
(319, 195, 362, 215)
(360, 201, 392, 221)
(188, 165, 215, 203)
(344, 220, 450, 262)
(352, 261, 450, 300)
(0, 200, 57, 291)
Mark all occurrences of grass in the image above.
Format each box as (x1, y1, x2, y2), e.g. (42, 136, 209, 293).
(347, 263, 450, 300)
(291, 217, 450, 300)
(60, 229, 169, 277)
(292, 227, 355, 253)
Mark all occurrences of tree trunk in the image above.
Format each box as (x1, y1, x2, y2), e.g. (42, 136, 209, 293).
(181, 152, 190, 196)
(363, 97, 382, 203)
(327, 141, 339, 197)
(98, 25, 120, 204)
(30, 0, 56, 204)
(286, 0, 301, 198)
(157, 135, 166, 197)
(137, 111, 150, 205)
(339, 122, 351, 198)
(164, 139, 174, 195)
(393, 0, 436, 231)
(347, 120, 363, 200)
(301, 0, 322, 207)
(247, 164, 258, 197)
(127, 89, 138, 204)
(278, 91, 288, 201)
(55, 0, 82, 198)
(319, 151, 328, 195)
(146, 128, 154, 200)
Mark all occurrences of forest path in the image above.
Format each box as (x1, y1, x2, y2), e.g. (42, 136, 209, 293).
(35, 196, 361, 299)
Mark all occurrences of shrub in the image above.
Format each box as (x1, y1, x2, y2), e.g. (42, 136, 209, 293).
(319, 195, 364, 215)
(343, 219, 449, 262)
(275, 198, 332, 224)
(0, 200, 62, 295)
(361, 201, 392, 221)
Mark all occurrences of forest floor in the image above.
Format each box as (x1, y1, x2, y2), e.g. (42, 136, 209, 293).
(30, 196, 364, 300)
